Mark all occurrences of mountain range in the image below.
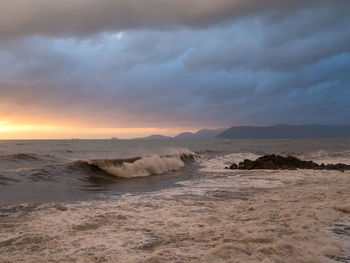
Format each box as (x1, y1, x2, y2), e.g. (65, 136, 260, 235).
(133, 124, 350, 140)
(216, 124, 350, 139)
(134, 128, 225, 140)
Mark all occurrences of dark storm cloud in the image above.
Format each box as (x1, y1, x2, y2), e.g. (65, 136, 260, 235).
(183, 3, 350, 71)
(0, 0, 349, 129)
(0, 0, 330, 38)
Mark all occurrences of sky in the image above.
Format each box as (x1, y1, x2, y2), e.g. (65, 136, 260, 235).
(0, 0, 349, 139)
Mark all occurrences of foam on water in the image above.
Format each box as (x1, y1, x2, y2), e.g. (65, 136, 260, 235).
(195, 152, 261, 172)
(1, 140, 350, 262)
(300, 150, 350, 165)
(1, 169, 349, 262)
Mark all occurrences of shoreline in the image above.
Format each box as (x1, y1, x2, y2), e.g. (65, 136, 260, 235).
(1, 170, 350, 262)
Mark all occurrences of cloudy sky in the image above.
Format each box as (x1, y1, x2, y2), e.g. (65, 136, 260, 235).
(0, 0, 349, 138)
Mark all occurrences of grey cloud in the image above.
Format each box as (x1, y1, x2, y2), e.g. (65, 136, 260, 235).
(1, 31, 350, 127)
(0, 0, 349, 128)
(0, 0, 324, 39)
(183, 3, 350, 72)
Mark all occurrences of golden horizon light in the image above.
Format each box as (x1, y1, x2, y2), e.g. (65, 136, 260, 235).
(0, 119, 197, 139)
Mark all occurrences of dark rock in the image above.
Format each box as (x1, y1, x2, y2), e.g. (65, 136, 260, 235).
(229, 163, 238, 169)
(228, 154, 350, 171)
(262, 160, 277, 170)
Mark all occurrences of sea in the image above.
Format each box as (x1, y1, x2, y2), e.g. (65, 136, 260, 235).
(1, 139, 350, 262)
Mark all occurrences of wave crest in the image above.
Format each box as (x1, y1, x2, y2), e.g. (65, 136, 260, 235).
(80, 150, 194, 178)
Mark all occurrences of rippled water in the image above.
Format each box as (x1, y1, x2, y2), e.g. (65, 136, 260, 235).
(1, 139, 350, 205)
(1, 139, 350, 262)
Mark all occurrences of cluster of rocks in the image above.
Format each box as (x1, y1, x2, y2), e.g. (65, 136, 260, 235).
(226, 154, 350, 172)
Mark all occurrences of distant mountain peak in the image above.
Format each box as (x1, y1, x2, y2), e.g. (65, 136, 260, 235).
(174, 128, 226, 140)
(216, 124, 350, 139)
(133, 128, 226, 140)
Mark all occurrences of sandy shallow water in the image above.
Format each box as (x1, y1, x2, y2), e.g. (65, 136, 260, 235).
(1, 170, 350, 263)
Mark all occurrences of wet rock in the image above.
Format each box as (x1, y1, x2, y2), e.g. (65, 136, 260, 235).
(228, 154, 350, 171)
(262, 160, 277, 170)
(228, 163, 238, 169)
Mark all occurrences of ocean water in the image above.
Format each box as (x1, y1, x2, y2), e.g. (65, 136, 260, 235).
(1, 139, 350, 205)
(1, 139, 350, 262)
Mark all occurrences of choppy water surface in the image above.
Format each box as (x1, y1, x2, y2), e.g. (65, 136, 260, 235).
(1, 139, 350, 204)
(1, 139, 350, 262)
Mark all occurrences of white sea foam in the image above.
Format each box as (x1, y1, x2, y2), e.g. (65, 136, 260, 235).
(1, 169, 349, 262)
(195, 152, 261, 172)
(300, 150, 350, 165)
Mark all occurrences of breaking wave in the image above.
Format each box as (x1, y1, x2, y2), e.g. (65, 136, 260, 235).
(76, 150, 195, 178)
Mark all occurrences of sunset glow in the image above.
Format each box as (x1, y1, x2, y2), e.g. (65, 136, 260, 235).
(0, 119, 194, 139)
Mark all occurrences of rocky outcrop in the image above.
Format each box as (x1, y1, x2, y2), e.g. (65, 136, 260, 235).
(226, 154, 350, 172)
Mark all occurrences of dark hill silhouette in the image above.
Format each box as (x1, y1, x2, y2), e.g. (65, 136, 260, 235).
(216, 124, 350, 139)
(174, 128, 225, 140)
(135, 128, 225, 140)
